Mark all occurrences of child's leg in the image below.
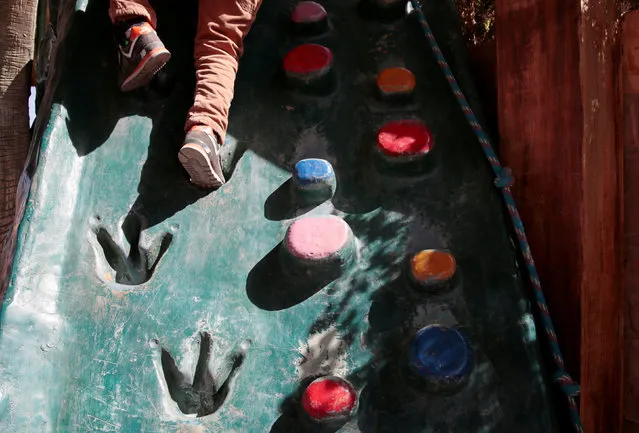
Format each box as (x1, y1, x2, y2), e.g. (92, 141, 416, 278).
(109, 0, 169, 92)
(109, 0, 157, 27)
(184, 0, 263, 143)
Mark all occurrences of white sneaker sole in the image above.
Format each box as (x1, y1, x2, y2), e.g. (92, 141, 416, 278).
(178, 144, 225, 189)
(121, 48, 171, 92)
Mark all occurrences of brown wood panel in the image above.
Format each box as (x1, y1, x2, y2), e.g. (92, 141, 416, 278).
(623, 11, 639, 432)
(496, 0, 622, 432)
(580, 1, 622, 432)
(495, 0, 583, 379)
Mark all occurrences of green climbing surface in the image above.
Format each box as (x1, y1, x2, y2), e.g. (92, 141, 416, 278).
(0, 0, 560, 431)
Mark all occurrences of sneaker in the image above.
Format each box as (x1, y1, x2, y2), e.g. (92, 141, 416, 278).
(178, 126, 226, 189)
(118, 21, 171, 92)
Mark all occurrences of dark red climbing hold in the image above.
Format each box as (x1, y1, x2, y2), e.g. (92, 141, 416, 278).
(374, 0, 406, 6)
(376, 120, 433, 157)
(302, 376, 357, 421)
(291, 1, 329, 36)
(292, 1, 328, 24)
(283, 44, 333, 82)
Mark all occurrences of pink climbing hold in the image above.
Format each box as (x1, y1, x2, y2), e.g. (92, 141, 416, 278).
(285, 215, 352, 261)
(302, 376, 357, 421)
(291, 1, 328, 24)
(376, 119, 433, 157)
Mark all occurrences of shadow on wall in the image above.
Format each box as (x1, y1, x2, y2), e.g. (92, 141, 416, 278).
(258, 204, 491, 431)
(60, 0, 211, 247)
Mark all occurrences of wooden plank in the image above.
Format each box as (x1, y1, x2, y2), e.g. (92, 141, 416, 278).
(622, 11, 639, 432)
(495, 0, 583, 380)
(496, 0, 622, 431)
(579, 1, 622, 432)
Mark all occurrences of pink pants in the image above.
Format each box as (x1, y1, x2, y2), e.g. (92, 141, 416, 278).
(109, 0, 263, 142)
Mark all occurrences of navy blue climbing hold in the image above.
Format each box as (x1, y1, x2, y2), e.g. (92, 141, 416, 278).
(409, 325, 473, 391)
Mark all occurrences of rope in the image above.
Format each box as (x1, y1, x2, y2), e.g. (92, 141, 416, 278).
(407, 1, 583, 431)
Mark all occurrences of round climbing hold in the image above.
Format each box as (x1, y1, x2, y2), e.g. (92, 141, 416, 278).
(377, 67, 416, 100)
(291, 1, 329, 36)
(294, 158, 335, 189)
(284, 215, 354, 266)
(376, 120, 433, 159)
(292, 1, 328, 24)
(373, 0, 406, 6)
(408, 325, 473, 391)
(302, 376, 357, 421)
(293, 158, 336, 204)
(410, 249, 456, 292)
(283, 44, 333, 83)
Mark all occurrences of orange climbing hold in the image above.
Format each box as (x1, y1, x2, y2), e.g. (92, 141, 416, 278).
(410, 250, 456, 285)
(377, 67, 416, 99)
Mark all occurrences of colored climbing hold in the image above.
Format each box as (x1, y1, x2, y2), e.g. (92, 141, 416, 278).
(410, 249, 456, 292)
(293, 158, 335, 188)
(283, 44, 333, 83)
(376, 120, 433, 158)
(293, 158, 336, 204)
(409, 325, 473, 391)
(374, 0, 406, 5)
(292, 1, 327, 23)
(302, 376, 357, 421)
(284, 215, 353, 265)
(377, 67, 416, 100)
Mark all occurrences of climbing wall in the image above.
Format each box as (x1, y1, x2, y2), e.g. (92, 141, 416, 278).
(0, 0, 560, 431)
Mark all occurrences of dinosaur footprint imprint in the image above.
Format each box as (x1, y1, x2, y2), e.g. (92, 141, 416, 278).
(90, 214, 174, 285)
(160, 332, 250, 417)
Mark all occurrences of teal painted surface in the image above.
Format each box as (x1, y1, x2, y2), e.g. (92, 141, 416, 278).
(0, 0, 559, 431)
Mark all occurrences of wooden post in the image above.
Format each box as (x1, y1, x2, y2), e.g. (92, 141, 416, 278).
(495, 0, 622, 432)
(0, 0, 39, 252)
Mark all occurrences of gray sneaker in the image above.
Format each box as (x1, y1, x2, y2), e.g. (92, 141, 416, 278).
(118, 21, 171, 92)
(178, 125, 226, 189)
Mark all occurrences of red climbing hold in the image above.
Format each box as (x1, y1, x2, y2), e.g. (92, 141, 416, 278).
(283, 44, 333, 80)
(302, 376, 357, 421)
(291, 1, 328, 24)
(376, 120, 433, 157)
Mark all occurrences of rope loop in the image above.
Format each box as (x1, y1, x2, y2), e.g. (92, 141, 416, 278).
(494, 167, 514, 189)
(554, 371, 581, 398)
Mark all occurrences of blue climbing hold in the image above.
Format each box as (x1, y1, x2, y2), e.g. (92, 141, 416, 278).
(409, 325, 473, 383)
(294, 158, 335, 188)
(293, 158, 336, 205)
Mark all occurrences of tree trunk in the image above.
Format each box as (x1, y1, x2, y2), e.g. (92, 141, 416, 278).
(0, 0, 38, 252)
